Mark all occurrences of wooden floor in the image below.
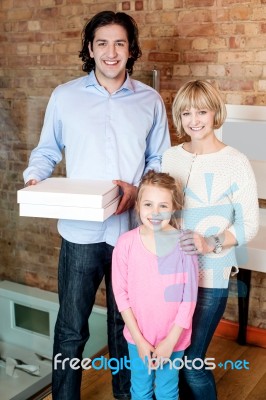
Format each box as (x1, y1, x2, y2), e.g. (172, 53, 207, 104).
(43, 336, 266, 400)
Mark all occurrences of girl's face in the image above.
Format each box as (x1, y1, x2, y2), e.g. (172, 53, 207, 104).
(138, 185, 174, 232)
(181, 107, 216, 141)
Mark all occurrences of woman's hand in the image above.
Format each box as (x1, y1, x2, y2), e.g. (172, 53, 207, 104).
(179, 229, 215, 255)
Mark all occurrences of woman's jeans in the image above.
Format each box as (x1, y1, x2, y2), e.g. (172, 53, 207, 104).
(179, 287, 229, 400)
(128, 343, 184, 400)
(52, 239, 131, 400)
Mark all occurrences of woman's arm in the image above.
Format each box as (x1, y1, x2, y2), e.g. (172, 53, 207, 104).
(179, 229, 237, 255)
(179, 155, 259, 255)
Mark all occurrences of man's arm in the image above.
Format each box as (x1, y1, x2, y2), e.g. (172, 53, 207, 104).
(23, 91, 63, 185)
(113, 97, 170, 215)
(144, 96, 171, 173)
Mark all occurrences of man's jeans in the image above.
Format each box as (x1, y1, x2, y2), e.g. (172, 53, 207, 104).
(52, 239, 131, 400)
(179, 287, 229, 400)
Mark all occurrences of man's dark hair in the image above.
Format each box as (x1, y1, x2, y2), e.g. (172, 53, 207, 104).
(79, 11, 142, 75)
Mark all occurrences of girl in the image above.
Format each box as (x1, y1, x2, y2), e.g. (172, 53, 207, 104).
(162, 80, 259, 399)
(112, 170, 198, 400)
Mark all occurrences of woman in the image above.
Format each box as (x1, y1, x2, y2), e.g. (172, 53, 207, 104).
(162, 80, 259, 399)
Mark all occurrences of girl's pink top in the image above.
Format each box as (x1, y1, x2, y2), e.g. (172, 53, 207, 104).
(112, 227, 198, 351)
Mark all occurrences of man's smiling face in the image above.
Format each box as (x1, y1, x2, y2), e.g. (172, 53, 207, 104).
(88, 24, 130, 92)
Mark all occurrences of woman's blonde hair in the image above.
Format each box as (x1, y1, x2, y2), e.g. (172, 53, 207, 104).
(135, 170, 182, 228)
(172, 79, 227, 139)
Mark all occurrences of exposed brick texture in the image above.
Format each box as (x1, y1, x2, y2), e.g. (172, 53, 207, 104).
(0, 0, 265, 326)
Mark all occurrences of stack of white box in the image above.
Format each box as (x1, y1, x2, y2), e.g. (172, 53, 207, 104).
(17, 178, 120, 222)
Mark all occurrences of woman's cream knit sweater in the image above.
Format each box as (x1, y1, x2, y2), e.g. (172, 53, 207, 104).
(162, 144, 259, 288)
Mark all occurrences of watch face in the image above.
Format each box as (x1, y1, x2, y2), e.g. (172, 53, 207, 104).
(214, 245, 222, 254)
(213, 236, 222, 254)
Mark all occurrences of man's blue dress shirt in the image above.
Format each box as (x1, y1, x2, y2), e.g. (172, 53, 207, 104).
(23, 71, 170, 245)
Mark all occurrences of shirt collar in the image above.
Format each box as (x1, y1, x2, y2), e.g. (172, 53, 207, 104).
(84, 70, 135, 93)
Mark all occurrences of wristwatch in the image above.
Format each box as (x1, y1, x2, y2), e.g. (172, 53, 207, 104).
(213, 235, 223, 254)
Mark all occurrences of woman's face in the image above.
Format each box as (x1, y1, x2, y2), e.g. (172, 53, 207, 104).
(181, 107, 216, 141)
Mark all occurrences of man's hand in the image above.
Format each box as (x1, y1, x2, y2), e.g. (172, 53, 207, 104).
(25, 179, 39, 187)
(113, 180, 138, 215)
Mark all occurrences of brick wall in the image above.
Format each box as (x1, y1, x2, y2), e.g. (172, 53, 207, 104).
(0, 0, 265, 327)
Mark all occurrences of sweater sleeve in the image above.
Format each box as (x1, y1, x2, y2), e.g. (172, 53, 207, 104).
(174, 253, 198, 329)
(227, 154, 259, 245)
(112, 235, 131, 313)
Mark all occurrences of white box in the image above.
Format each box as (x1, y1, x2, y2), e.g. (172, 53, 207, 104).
(17, 178, 120, 222)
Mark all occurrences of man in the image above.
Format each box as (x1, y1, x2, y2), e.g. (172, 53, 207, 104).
(23, 11, 170, 400)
